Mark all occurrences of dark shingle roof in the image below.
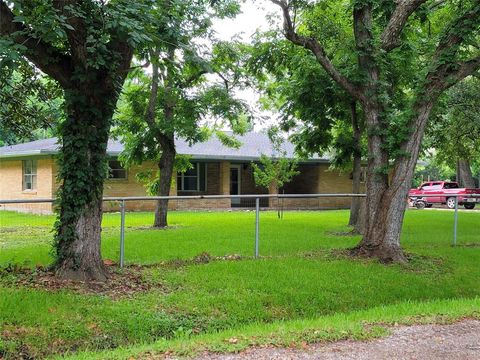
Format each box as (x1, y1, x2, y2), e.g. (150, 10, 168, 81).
(0, 132, 327, 162)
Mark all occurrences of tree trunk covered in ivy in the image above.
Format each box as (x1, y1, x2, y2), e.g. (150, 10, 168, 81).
(0, 1, 137, 280)
(54, 81, 124, 281)
(348, 101, 363, 231)
(457, 159, 475, 188)
(154, 135, 176, 228)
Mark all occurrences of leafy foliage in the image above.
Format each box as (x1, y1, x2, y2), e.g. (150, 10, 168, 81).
(252, 128, 299, 191)
(247, 28, 364, 170)
(0, 61, 63, 144)
(427, 77, 480, 166)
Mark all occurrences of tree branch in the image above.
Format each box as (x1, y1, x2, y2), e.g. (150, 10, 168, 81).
(145, 50, 161, 132)
(107, 34, 134, 82)
(438, 56, 480, 90)
(380, 0, 429, 52)
(0, 1, 73, 87)
(177, 69, 209, 89)
(52, 0, 88, 67)
(424, 3, 480, 96)
(271, 0, 365, 103)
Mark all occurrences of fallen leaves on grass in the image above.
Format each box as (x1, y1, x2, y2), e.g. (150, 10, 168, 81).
(160, 253, 243, 269)
(0, 266, 156, 299)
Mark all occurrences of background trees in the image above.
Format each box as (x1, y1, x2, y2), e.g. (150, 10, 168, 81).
(0, 61, 62, 145)
(426, 77, 480, 188)
(269, 0, 480, 262)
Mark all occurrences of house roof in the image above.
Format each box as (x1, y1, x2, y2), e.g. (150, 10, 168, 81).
(0, 132, 328, 162)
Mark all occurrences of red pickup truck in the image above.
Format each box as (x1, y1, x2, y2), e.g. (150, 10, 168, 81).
(409, 181, 480, 209)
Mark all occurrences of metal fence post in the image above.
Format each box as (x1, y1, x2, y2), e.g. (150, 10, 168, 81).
(453, 196, 458, 247)
(255, 197, 259, 258)
(120, 200, 126, 267)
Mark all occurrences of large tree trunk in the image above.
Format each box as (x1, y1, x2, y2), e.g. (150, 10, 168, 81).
(54, 84, 117, 282)
(351, 106, 405, 262)
(348, 101, 363, 230)
(154, 136, 176, 228)
(352, 103, 435, 263)
(457, 159, 475, 188)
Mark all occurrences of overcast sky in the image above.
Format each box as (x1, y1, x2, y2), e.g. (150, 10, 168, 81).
(212, 1, 280, 131)
(213, 1, 273, 42)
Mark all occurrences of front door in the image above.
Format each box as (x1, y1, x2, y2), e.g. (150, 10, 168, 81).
(230, 165, 241, 206)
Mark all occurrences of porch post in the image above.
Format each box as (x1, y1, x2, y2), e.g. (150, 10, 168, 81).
(219, 161, 231, 195)
(218, 161, 231, 208)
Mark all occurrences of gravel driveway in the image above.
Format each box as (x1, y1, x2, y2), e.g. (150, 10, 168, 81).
(193, 319, 480, 360)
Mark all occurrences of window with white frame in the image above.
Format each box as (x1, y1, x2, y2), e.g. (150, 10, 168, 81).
(177, 162, 207, 191)
(22, 160, 37, 191)
(108, 160, 127, 180)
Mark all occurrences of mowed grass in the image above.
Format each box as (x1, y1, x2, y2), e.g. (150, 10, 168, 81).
(0, 209, 479, 358)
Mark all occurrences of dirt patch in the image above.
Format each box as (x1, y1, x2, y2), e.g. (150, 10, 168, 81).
(326, 230, 360, 237)
(0, 263, 158, 299)
(192, 319, 480, 360)
(158, 253, 244, 269)
(456, 243, 480, 248)
(0, 253, 244, 298)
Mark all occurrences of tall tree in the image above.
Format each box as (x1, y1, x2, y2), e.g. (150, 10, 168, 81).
(0, 1, 151, 280)
(270, 0, 480, 262)
(115, 0, 248, 228)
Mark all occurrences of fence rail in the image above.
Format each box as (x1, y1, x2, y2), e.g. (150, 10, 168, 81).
(2, 192, 480, 205)
(0, 193, 368, 205)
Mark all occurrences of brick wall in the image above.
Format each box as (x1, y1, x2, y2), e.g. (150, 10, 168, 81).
(0, 157, 55, 214)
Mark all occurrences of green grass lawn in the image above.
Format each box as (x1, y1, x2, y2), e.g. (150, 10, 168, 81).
(0, 209, 479, 359)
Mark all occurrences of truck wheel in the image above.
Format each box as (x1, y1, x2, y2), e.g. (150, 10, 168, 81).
(446, 197, 456, 209)
(415, 201, 426, 210)
(464, 203, 475, 210)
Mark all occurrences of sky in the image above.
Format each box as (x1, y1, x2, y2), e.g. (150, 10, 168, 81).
(211, 1, 281, 131)
(213, 1, 273, 42)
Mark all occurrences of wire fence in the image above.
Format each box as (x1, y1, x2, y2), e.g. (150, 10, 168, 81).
(0, 194, 479, 268)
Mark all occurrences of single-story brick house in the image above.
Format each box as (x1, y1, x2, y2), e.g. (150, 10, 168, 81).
(0, 132, 363, 213)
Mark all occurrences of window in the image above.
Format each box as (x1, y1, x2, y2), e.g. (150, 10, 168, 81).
(177, 162, 207, 191)
(22, 160, 37, 191)
(108, 160, 127, 180)
(444, 182, 459, 189)
(420, 183, 432, 190)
